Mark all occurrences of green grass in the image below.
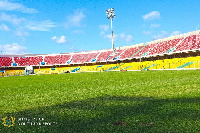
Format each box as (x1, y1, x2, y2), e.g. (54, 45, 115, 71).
(1, 70, 200, 133)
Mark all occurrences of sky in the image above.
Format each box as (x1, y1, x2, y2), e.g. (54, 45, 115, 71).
(0, 0, 200, 55)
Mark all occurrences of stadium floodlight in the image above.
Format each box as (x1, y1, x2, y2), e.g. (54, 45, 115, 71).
(106, 8, 115, 53)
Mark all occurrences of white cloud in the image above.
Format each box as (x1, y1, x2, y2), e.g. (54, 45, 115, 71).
(100, 31, 105, 35)
(150, 24, 160, 28)
(125, 35, 134, 42)
(51, 35, 66, 44)
(170, 31, 181, 36)
(119, 33, 134, 42)
(0, 23, 9, 31)
(119, 33, 125, 38)
(25, 20, 56, 31)
(100, 24, 133, 43)
(79, 48, 84, 52)
(0, 1, 38, 13)
(143, 31, 152, 35)
(143, 11, 160, 20)
(71, 30, 84, 34)
(104, 33, 133, 43)
(65, 10, 86, 28)
(15, 27, 29, 36)
(57, 36, 66, 43)
(15, 31, 29, 36)
(99, 25, 109, 31)
(51, 36, 57, 40)
(69, 46, 75, 50)
(0, 43, 27, 55)
(151, 31, 181, 40)
(104, 34, 118, 42)
(0, 13, 25, 25)
(152, 31, 168, 40)
(0, 13, 55, 32)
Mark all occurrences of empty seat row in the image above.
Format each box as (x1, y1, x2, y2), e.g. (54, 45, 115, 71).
(44, 55, 71, 65)
(71, 52, 99, 63)
(0, 57, 12, 67)
(14, 56, 43, 66)
(96, 51, 113, 61)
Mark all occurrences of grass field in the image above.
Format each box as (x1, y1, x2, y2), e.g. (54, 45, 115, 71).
(1, 70, 200, 133)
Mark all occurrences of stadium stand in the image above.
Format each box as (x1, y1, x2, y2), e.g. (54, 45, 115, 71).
(120, 47, 141, 59)
(0, 69, 25, 76)
(14, 56, 43, 66)
(107, 49, 123, 61)
(1, 30, 200, 76)
(44, 55, 71, 65)
(60, 55, 72, 64)
(33, 55, 200, 74)
(96, 50, 113, 61)
(71, 52, 99, 63)
(148, 38, 182, 55)
(0, 57, 12, 67)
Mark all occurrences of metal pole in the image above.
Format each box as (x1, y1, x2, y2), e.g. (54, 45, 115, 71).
(111, 18, 114, 54)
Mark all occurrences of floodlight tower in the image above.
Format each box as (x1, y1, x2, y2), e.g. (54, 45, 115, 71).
(106, 8, 115, 54)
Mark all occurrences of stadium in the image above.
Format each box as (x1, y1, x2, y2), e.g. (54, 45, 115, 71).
(1, 30, 200, 75)
(1, 1, 200, 133)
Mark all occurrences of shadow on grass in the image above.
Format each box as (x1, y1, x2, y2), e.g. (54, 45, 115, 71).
(1, 96, 200, 133)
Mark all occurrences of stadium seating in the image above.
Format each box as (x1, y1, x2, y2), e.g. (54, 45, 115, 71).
(1, 31, 200, 68)
(34, 68, 51, 74)
(107, 50, 124, 61)
(173, 35, 200, 52)
(14, 56, 43, 66)
(33, 55, 200, 74)
(149, 41, 169, 55)
(96, 51, 113, 61)
(120, 46, 142, 59)
(71, 52, 99, 63)
(104, 64, 121, 71)
(160, 38, 182, 54)
(0, 57, 12, 67)
(44, 55, 59, 65)
(44, 54, 71, 65)
(132, 44, 149, 57)
(1, 70, 25, 76)
(60, 55, 72, 64)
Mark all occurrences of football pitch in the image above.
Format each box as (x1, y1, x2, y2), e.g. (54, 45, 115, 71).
(1, 70, 200, 133)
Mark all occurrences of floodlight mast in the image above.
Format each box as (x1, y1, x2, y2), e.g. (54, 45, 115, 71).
(106, 8, 115, 54)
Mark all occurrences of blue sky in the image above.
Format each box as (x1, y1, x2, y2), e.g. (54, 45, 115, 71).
(0, 0, 200, 55)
